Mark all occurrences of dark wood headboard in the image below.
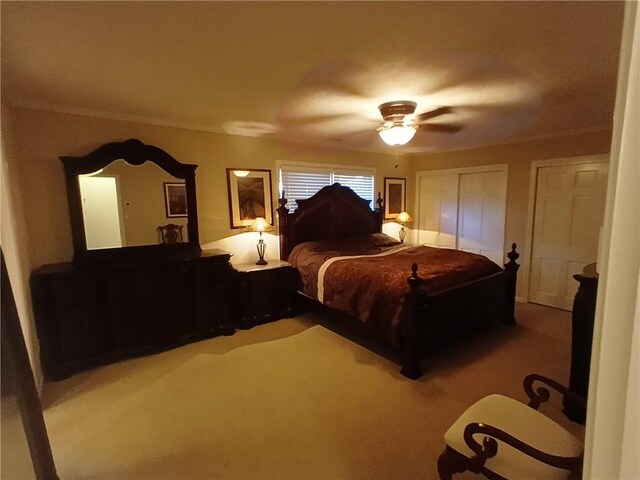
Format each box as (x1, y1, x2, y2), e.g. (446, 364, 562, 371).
(277, 183, 383, 260)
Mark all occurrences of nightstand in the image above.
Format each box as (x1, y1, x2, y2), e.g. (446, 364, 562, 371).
(232, 260, 298, 329)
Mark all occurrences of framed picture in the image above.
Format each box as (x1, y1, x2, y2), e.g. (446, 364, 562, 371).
(226, 168, 273, 229)
(383, 177, 406, 220)
(163, 182, 188, 218)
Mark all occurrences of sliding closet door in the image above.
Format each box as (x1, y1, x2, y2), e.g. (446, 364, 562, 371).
(416, 173, 458, 248)
(416, 165, 507, 265)
(457, 170, 507, 265)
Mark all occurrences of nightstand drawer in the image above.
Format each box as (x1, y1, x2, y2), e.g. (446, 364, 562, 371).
(232, 261, 298, 328)
(242, 276, 279, 296)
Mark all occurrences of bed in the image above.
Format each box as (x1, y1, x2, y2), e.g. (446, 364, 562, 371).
(276, 183, 520, 379)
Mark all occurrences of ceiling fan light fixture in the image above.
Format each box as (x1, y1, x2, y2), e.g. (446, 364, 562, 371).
(376, 100, 420, 146)
(378, 124, 417, 146)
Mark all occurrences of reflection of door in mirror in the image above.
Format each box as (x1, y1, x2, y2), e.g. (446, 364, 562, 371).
(79, 175, 125, 249)
(79, 160, 188, 249)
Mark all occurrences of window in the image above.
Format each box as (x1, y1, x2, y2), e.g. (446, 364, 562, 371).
(279, 164, 375, 211)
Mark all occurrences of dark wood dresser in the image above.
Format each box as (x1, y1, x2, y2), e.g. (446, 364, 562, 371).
(232, 260, 298, 329)
(31, 249, 233, 380)
(563, 262, 599, 424)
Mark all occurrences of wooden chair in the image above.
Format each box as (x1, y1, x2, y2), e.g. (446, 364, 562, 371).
(438, 374, 585, 480)
(158, 223, 184, 244)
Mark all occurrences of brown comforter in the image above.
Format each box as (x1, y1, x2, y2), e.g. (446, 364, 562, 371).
(289, 233, 502, 344)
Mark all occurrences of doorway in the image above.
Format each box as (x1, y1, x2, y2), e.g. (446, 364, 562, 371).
(78, 175, 125, 249)
(526, 156, 608, 310)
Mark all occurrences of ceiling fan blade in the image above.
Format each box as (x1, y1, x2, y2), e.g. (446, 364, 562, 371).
(415, 106, 453, 123)
(286, 112, 356, 126)
(419, 123, 463, 133)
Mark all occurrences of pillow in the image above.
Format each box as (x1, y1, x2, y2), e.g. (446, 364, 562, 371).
(366, 233, 402, 247)
(292, 233, 400, 255)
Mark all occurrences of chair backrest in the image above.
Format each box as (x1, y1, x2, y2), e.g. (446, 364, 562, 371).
(158, 224, 184, 244)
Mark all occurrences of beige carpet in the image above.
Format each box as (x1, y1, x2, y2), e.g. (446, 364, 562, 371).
(40, 303, 584, 479)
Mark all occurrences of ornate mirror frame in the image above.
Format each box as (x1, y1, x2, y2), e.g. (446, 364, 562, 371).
(60, 138, 200, 263)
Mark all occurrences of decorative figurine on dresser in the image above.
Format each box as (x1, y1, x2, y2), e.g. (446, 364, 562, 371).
(30, 139, 234, 381)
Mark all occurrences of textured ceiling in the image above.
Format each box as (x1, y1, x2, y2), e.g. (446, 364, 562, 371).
(1, 1, 626, 154)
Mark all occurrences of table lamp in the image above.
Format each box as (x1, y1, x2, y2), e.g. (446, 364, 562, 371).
(250, 217, 273, 265)
(396, 211, 413, 243)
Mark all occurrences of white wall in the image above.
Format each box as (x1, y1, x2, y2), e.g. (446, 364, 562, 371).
(0, 104, 42, 389)
(584, 2, 639, 478)
(204, 232, 279, 266)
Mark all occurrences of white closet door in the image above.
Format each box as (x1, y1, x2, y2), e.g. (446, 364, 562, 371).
(416, 166, 507, 266)
(529, 162, 608, 310)
(457, 170, 507, 266)
(416, 173, 458, 248)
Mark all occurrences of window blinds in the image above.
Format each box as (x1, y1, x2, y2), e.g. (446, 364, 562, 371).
(334, 172, 375, 208)
(280, 167, 332, 211)
(280, 165, 375, 211)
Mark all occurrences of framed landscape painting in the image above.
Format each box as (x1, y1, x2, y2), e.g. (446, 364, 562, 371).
(226, 168, 273, 229)
(384, 177, 406, 220)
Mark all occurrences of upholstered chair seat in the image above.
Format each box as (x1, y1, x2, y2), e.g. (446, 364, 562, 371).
(438, 375, 585, 480)
(443, 394, 582, 479)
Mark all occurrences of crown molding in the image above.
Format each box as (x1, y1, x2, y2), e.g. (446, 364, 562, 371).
(10, 98, 222, 135)
(9, 98, 611, 158)
(402, 125, 613, 157)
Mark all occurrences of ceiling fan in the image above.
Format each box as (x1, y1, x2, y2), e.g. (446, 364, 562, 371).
(376, 100, 462, 146)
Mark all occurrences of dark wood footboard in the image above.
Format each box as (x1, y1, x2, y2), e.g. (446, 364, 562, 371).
(402, 244, 520, 379)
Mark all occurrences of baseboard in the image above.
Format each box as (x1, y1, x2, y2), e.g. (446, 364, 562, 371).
(515, 296, 526, 303)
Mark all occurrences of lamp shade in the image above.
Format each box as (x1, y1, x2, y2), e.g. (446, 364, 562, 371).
(396, 211, 413, 223)
(378, 125, 417, 146)
(233, 170, 250, 177)
(250, 217, 272, 232)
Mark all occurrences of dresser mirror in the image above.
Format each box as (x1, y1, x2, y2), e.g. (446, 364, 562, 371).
(61, 139, 200, 263)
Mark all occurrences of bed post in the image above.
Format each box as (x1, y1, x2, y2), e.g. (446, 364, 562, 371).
(277, 192, 289, 260)
(402, 263, 422, 380)
(375, 192, 384, 233)
(503, 243, 520, 326)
